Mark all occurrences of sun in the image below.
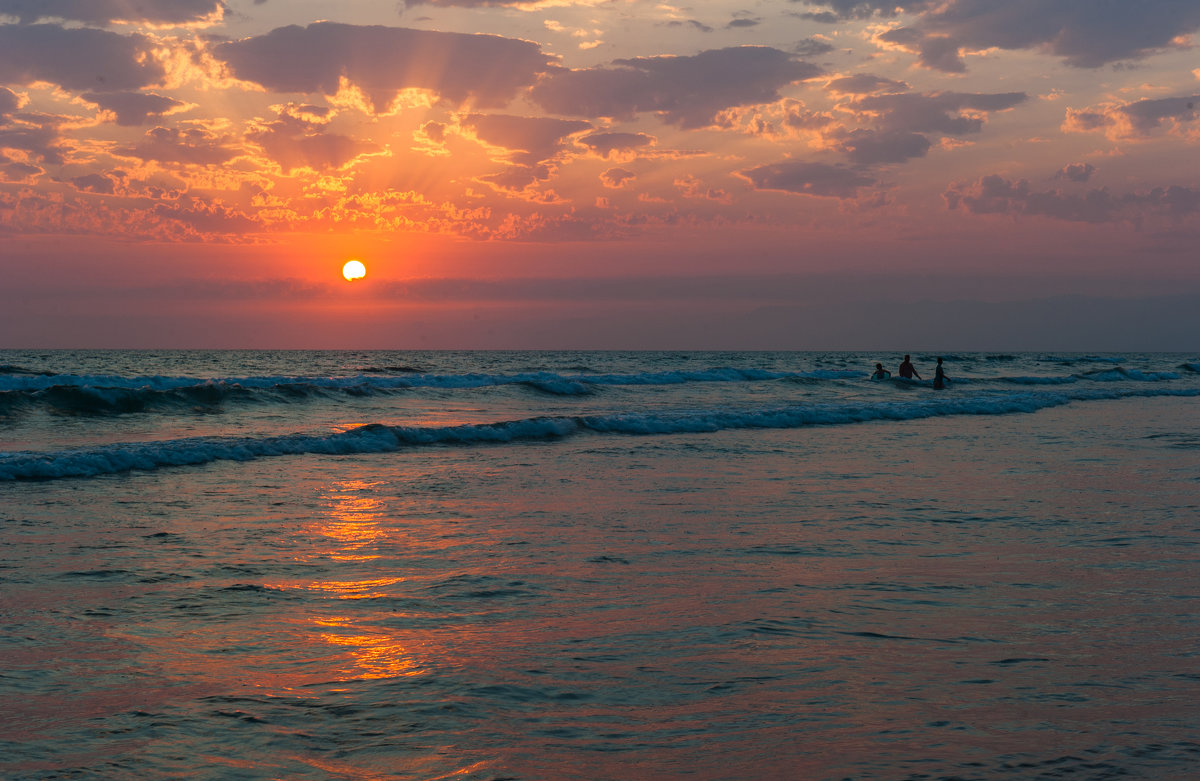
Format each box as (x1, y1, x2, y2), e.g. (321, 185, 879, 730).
(342, 259, 367, 281)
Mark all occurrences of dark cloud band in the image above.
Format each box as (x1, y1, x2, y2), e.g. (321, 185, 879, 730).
(215, 23, 553, 112)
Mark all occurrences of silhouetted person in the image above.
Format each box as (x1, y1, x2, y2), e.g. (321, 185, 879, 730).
(872, 362, 891, 379)
(897, 355, 921, 380)
(933, 357, 948, 389)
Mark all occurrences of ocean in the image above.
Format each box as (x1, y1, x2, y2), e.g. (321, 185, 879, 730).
(1, 350, 1197, 780)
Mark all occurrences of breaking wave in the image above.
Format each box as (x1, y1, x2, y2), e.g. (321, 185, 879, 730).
(4, 385, 1197, 481)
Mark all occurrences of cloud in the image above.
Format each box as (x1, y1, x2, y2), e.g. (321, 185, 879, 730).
(600, 167, 635, 188)
(846, 90, 1028, 134)
(68, 172, 119, 194)
(833, 128, 932, 164)
(854, 0, 1200, 71)
(152, 197, 257, 236)
(420, 120, 447, 144)
(0, 86, 19, 118)
(1054, 163, 1095, 182)
(69, 171, 187, 201)
(81, 91, 188, 126)
(814, 89, 1026, 164)
(1061, 108, 1111, 134)
(877, 27, 966, 73)
(398, 0, 540, 7)
(115, 126, 241, 166)
(0, 24, 164, 92)
(0, 157, 41, 182)
(461, 113, 591, 165)
(530, 46, 823, 129)
(797, 1, 934, 21)
(0, 0, 223, 25)
(214, 23, 553, 113)
(272, 102, 334, 124)
(826, 73, 909, 96)
(578, 131, 655, 158)
(0, 119, 68, 165)
(945, 174, 1200, 223)
(247, 112, 380, 173)
(1064, 94, 1200, 139)
(919, 0, 1200, 69)
(1122, 95, 1200, 134)
(739, 160, 875, 198)
(944, 174, 1111, 221)
(675, 174, 731, 203)
(794, 38, 836, 57)
(664, 20, 714, 34)
(459, 113, 591, 190)
(778, 99, 837, 132)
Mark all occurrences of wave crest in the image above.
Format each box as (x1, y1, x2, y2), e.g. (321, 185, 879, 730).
(4, 385, 1197, 482)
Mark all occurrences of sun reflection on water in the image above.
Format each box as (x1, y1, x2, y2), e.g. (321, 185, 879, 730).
(314, 618, 422, 680)
(306, 576, 405, 598)
(314, 479, 387, 561)
(275, 479, 428, 683)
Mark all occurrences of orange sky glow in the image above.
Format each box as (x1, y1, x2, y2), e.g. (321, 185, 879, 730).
(1, 1, 1198, 348)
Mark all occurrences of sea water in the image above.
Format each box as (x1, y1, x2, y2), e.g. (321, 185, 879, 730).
(1, 351, 1197, 780)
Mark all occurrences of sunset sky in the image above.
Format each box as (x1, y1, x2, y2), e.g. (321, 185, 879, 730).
(1, 0, 1198, 349)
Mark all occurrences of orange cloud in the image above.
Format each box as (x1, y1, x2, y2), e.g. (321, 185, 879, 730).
(1063, 94, 1200, 140)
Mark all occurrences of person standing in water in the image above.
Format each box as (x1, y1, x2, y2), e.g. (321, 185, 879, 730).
(872, 362, 891, 379)
(933, 357, 948, 389)
(897, 355, 921, 380)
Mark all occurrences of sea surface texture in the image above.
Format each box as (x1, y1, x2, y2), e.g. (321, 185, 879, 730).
(2, 350, 1198, 780)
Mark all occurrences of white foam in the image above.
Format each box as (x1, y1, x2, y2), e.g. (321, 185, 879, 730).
(4, 385, 1197, 482)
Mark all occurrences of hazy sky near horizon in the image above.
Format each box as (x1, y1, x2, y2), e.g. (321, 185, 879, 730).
(1, 0, 1198, 349)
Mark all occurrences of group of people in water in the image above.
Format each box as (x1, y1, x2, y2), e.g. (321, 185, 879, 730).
(872, 355, 949, 389)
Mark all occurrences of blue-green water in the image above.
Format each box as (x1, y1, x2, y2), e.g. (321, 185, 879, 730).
(2, 351, 1198, 779)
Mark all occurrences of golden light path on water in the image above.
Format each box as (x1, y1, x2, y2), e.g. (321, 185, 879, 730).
(289, 479, 423, 682)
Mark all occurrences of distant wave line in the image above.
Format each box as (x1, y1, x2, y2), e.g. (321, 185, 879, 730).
(0, 367, 856, 393)
(0, 365, 1189, 417)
